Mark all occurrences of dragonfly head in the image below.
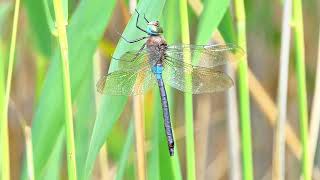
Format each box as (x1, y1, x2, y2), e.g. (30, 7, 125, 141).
(147, 20, 163, 36)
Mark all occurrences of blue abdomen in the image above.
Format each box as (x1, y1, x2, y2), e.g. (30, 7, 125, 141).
(153, 65, 174, 155)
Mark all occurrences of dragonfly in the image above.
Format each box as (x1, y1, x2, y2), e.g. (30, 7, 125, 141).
(97, 9, 244, 156)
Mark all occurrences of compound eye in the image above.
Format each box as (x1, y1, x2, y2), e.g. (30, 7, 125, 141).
(154, 21, 159, 26)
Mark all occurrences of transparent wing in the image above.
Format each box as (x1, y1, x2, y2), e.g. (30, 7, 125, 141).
(163, 57, 234, 94)
(112, 49, 149, 70)
(113, 48, 158, 70)
(165, 44, 244, 68)
(97, 67, 157, 95)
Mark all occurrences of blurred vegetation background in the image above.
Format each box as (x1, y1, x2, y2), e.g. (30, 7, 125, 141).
(0, 0, 320, 179)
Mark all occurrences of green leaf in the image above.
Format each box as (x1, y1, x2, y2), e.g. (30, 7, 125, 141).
(24, 0, 53, 57)
(27, 0, 116, 178)
(115, 121, 134, 180)
(218, 9, 237, 43)
(195, 0, 231, 44)
(62, 0, 68, 20)
(84, 0, 167, 178)
(40, 131, 64, 179)
(148, 91, 161, 180)
(73, 62, 95, 177)
(162, 0, 180, 44)
(42, 0, 55, 35)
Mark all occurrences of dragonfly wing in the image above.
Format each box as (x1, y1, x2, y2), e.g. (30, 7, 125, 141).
(166, 44, 244, 68)
(113, 49, 150, 70)
(163, 57, 234, 94)
(97, 67, 157, 95)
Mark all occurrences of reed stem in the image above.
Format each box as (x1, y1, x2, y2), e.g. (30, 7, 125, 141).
(179, 0, 196, 180)
(292, 0, 310, 179)
(163, 1, 183, 178)
(234, 0, 254, 179)
(10, 98, 35, 180)
(226, 62, 242, 180)
(52, 0, 77, 179)
(272, 0, 292, 179)
(1, 0, 20, 178)
(24, 125, 35, 180)
(215, 13, 243, 180)
(195, 96, 210, 180)
(133, 95, 146, 180)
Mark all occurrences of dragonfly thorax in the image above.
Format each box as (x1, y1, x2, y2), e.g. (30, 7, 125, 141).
(146, 35, 168, 65)
(146, 35, 167, 47)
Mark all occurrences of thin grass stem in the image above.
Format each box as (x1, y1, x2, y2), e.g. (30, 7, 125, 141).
(162, 1, 183, 177)
(195, 96, 210, 180)
(178, 0, 196, 179)
(52, 0, 77, 179)
(133, 95, 146, 180)
(292, 0, 310, 179)
(23, 125, 35, 180)
(0, 0, 20, 178)
(226, 62, 242, 180)
(212, 30, 243, 180)
(272, 0, 292, 179)
(10, 99, 35, 180)
(234, 0, 254, 179)
(43, 0, 56, 35)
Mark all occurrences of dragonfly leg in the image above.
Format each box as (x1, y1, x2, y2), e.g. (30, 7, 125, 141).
(117, 31, 148, 44)
(135, 9, 150, 23)
(143, 14, 150, 23)
(134, 9, 148, 34)
(111, 43, 146, 61)
(131, 43, 146, 59)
